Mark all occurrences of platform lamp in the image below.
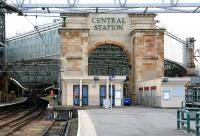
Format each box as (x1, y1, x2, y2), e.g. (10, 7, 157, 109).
(109, 75, 115, 110)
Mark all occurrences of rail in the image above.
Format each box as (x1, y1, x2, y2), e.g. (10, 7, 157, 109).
(4, 110, 44, 136)
(43, 108, 78, 136)
(0, 96, 49, 135)
(41, 120, 68, 136)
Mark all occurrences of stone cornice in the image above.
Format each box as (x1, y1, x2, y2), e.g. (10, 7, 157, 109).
(128, 13, 157, 17)
(58, 28, 90, 33)
(129, 29, 166, 36)
(60, 13, 89, 17)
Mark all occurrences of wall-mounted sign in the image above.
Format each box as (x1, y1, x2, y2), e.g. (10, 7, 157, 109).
(92, 17, 126, 31)
(163, 90, 170, 100)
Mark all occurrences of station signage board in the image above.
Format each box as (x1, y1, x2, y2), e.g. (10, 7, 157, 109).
(92, 17, 126, 31)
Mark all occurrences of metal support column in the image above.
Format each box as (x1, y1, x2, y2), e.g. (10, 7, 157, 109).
(80, 79, 82, 106)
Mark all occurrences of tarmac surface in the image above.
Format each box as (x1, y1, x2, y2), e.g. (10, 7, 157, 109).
(86, 106, 194, 136)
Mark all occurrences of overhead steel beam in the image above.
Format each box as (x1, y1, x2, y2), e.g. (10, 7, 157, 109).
(144, 7, 148, 13)
(66, 0, 72, 7)
(18, 3, 200, 8)
(1, 0, 23, 15)
(0, 42, 5, 47)
(20, 9, 200, 14)
(12, 2, 200, 13)
(170, 0, 179, 6)
(193, 6, 200, 13)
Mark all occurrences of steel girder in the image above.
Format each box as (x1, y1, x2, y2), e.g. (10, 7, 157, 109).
(164, 59, 187, 77)
(8, 0, 200, 13)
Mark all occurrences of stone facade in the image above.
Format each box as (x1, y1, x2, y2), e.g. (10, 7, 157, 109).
(137, 77, 190, 108)
(59, 13, 165, 106)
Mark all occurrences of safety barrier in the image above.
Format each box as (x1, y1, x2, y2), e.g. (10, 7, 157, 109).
(196, 112, 200, 136)
(177, 109, 190, 133)
(46, 108, 78, 121)
(177, 108, 200, 135)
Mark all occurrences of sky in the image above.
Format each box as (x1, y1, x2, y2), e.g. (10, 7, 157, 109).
(4, 0, 200, 67)
(156, 14, 200, 66)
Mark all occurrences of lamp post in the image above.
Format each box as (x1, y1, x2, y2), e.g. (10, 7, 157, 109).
(110, 80, 113, 110)
(109, 75, 114, 110)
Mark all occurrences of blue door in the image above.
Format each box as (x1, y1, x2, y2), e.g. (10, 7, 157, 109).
(82, 85, 88, 106)
(109, 85, 115, 106)
(73, 85, 80, 106)
(100, 85, 106, 106)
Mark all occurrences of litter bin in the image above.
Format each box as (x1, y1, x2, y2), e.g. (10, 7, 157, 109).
(123, 97, 132, 106)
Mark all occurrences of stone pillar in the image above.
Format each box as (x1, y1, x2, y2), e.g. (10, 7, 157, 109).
(186, 37, 196, 75)
(59, 13, 90, 106)
(61, 80, 67, 105)
(130, 29, 165, 102)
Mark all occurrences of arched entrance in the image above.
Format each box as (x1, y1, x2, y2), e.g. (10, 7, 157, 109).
(88, 44, 130, 101)
(88, 44, 129, 76)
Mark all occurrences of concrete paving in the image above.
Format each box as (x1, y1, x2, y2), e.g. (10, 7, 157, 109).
(77, 110, 98, 136)
(86, 106, 194, 136)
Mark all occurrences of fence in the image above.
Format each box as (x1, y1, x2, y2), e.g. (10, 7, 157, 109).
(177, 108, 200, 135)
(177, 109, 190, 132)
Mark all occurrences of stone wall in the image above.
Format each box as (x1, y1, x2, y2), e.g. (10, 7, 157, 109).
(130, 29, 165, 82)
(59, 13, 165, 105)
(59, 28, 89, 77)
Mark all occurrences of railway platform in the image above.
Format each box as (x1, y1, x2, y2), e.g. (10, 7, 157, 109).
(0, 97, 27, 107)
(77, 110, 97, 136)
(78, 106, 194, 136)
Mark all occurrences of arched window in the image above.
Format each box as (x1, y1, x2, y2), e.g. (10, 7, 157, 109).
(88, 44, 129, 76)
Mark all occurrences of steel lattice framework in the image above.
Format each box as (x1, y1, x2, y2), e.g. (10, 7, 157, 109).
(8, 0, 200, 14)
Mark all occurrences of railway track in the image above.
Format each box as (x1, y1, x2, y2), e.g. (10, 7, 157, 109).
(0, 96, 78, 136)
(0, 96, 49, 136)
(40, 108, 78, 136)
(41, 120, 69, 136)
(0, 109, 45, 136)
(0, 106, 31, 120)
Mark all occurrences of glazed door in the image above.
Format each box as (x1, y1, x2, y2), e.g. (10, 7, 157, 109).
(73, 85, 80, 106)
(82, 85, 88, 106)
(100, 85, 106, 106)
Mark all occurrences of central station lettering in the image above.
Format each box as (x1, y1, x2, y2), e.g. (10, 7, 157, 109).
(92, 17, 126, 31)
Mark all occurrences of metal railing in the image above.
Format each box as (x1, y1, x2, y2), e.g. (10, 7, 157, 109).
(177, 107, 200, 135)
(196, 112, 200, 136)
(177, 109, 191, 133)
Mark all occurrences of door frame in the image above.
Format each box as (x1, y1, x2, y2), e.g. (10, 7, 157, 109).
(73, 85, 80, 106)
